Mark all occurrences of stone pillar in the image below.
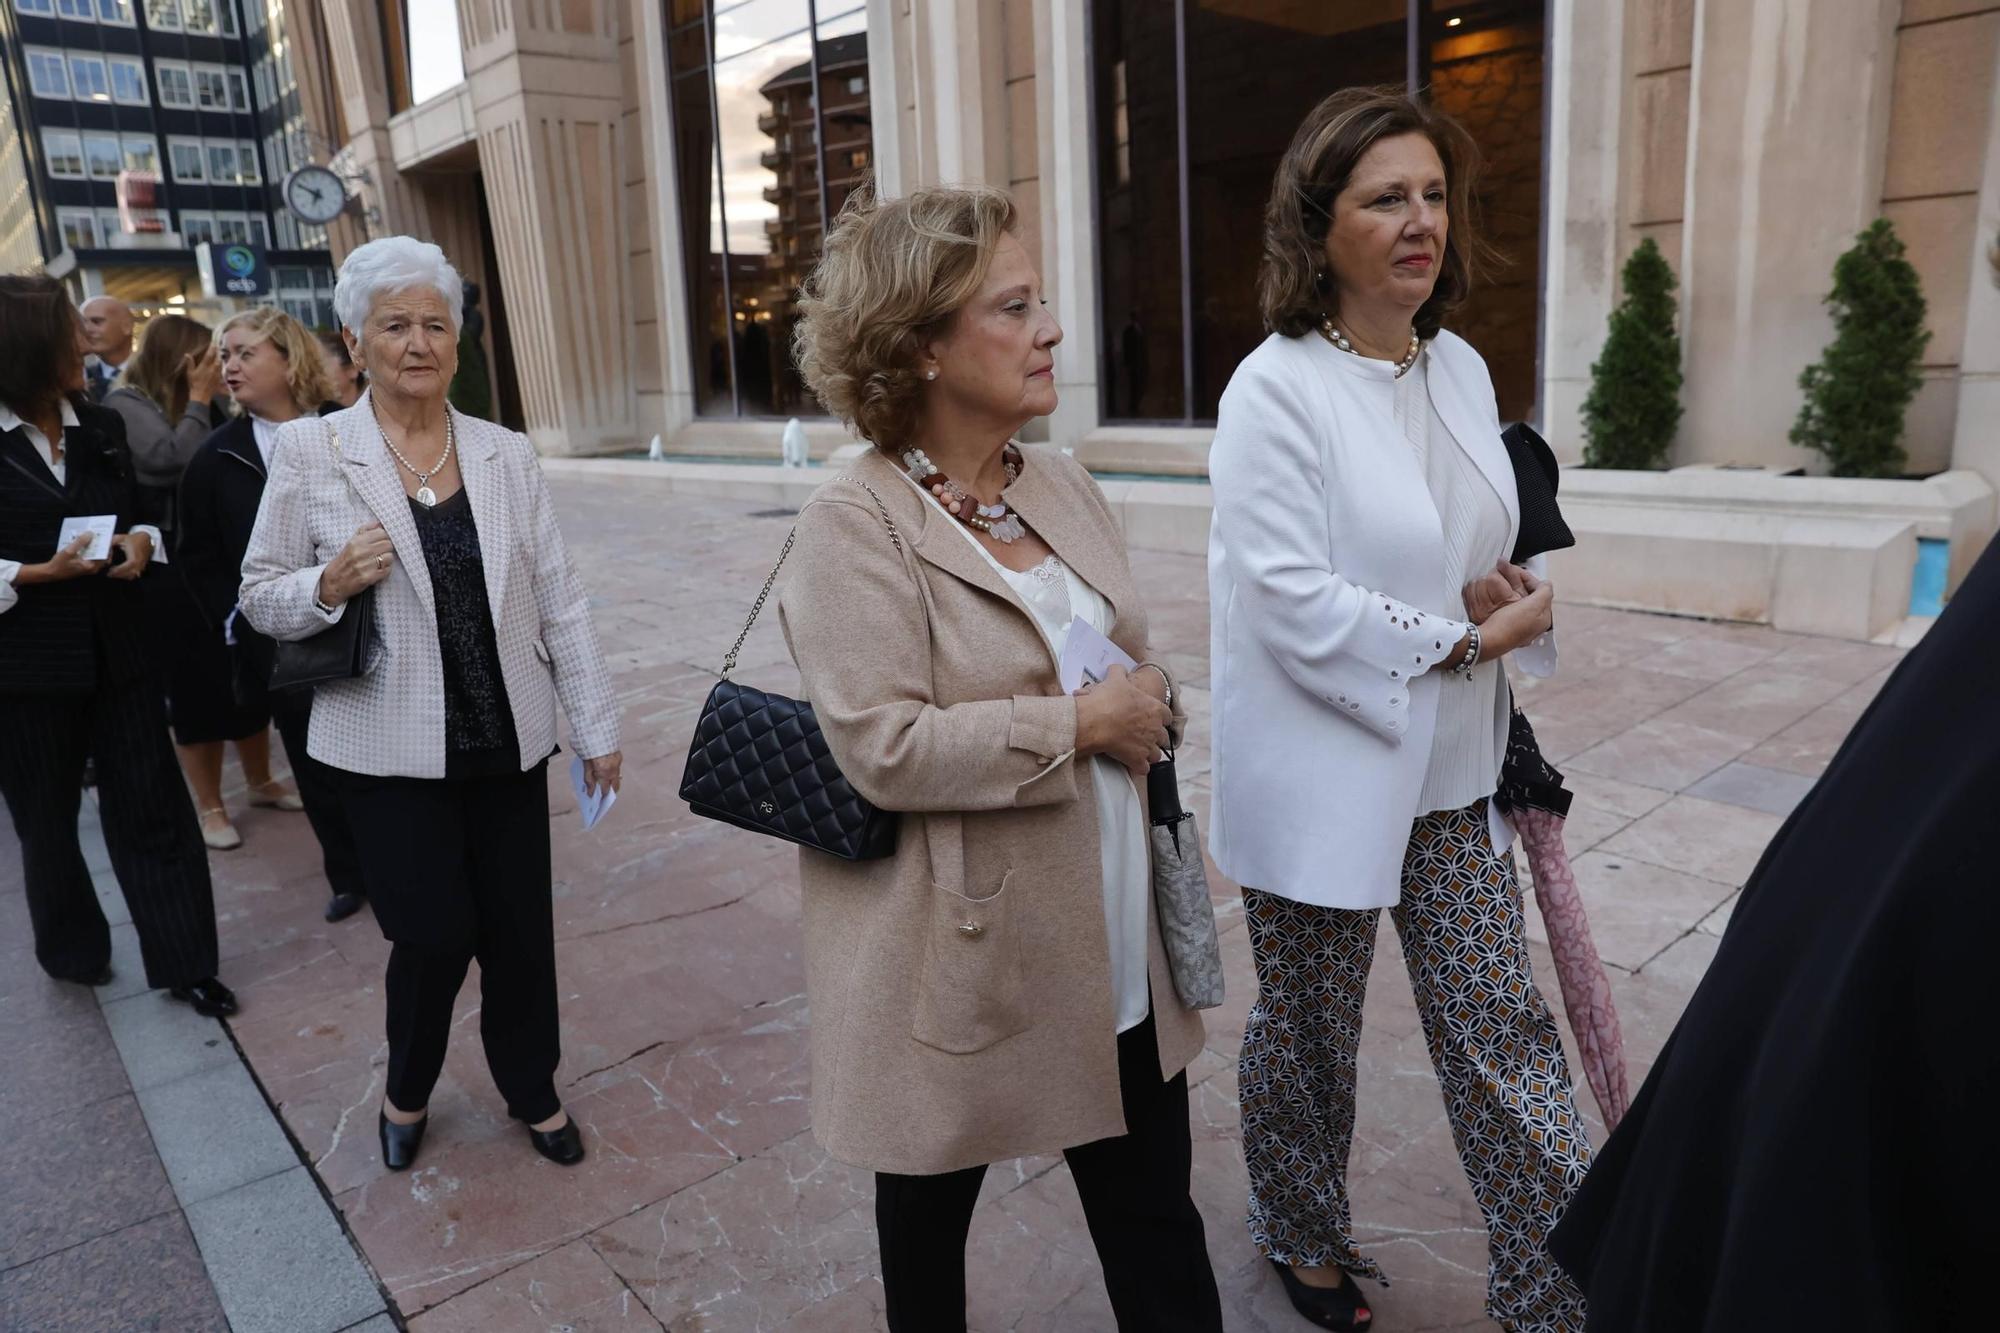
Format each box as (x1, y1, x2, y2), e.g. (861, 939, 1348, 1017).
(629, 0, 693, 442)
(461, 0, 639, 456)
(316, 0, 427, 251)
(1537, 0, 1627, 464)
(1948, 31, 2000, 495)
(1033, 0, 1098, 454)
(1677, 0, 1901, 470)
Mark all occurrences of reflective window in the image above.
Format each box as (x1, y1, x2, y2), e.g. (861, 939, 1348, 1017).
(145, 0, 180, 30)
(26, 49, 71, 99)
(84, 133, 123, 179)
(405, 1, 466, 104)
(667, 0, 874, 419)
(155, 61, 195, 108)
(109, 57, 148, 105)
(42, 129, 85, 179)
(68, 53, 112, 103)
(1091, 0, 1546, 425)
(15, 0, 56, 18)
(56, 0, 92, 19)
(122, 134, 159, 174)
(58, 208, 97, 250)
(98, 0, 136, 23)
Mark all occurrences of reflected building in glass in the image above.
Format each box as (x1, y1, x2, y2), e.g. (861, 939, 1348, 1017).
(283, 0, 2000, 485)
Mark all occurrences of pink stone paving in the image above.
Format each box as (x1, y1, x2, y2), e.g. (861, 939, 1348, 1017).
(201, 475, 1903, 1332)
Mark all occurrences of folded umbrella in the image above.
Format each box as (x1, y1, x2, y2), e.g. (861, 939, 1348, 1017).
(1497, 703, 1631, 1131)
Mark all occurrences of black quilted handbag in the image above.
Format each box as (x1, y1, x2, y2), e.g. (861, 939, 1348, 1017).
(677, 478, 901, 861)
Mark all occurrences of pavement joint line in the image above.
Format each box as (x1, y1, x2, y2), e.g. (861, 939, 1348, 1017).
(74, 807, 407, 1333)
(0, 1203, 186, 1278)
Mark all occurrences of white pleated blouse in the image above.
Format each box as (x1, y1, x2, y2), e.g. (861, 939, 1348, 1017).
(1394, 353, 1513, 815)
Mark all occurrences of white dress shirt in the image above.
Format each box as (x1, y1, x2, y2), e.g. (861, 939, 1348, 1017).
(249, 414, 280, 471)
(0, 399, 163, 614)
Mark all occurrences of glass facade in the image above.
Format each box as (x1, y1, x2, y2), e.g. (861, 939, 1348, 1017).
(667, 0, 873, 418)
(1092, 0, 1547, 425)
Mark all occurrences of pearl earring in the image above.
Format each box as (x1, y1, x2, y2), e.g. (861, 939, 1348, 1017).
(925, 369, 937, 381)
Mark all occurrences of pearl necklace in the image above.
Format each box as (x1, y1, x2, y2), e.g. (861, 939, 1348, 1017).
(1321, 317, 1421, 378)
(903, 445, 1027, 543)
(374, 404, 456, 507)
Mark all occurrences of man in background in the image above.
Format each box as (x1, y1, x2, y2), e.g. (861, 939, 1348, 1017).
(80, 297, 136, 403)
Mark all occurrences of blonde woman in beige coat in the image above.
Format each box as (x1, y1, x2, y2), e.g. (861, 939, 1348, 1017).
(779, 185, 1223, 1333)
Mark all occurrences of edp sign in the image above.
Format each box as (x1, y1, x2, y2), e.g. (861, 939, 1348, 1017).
(196, 243, 270, 298)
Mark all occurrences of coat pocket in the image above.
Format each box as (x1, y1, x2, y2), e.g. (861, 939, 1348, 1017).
(911, 870, 1029, 1054)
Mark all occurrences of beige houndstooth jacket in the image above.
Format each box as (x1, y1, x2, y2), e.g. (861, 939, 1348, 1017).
(238, 395, 620, 779)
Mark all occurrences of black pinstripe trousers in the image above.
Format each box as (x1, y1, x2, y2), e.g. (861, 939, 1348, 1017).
(0, 678, 219, 988)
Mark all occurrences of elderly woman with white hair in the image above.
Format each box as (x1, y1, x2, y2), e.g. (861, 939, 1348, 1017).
(240, 237, 622, 1172)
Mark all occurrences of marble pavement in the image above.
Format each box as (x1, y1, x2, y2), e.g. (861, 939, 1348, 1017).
(5, 475, 1906, 1331)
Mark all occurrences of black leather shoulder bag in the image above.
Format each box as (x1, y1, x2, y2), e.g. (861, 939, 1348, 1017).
(678, 477, 902, 861)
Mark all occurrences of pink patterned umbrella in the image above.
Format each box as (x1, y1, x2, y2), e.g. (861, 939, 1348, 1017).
(1501, 705, 1630, 1131)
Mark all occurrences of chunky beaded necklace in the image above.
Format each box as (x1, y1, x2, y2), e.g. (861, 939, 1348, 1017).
(902, 445, 1028, 543)
(1320, 316, 1421, 378)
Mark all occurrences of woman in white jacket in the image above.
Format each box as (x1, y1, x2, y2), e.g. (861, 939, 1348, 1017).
(1208, 89, 1590, 1333)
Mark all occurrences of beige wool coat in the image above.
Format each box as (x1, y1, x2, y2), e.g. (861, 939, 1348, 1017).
(777, 444, 1205, 1176)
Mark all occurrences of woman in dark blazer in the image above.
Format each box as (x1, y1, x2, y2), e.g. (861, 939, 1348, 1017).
(178, 308, 364, 923)
(0, 275, 235, 1015)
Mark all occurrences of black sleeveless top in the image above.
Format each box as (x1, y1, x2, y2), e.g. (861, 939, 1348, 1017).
(408, 488, 518, 779)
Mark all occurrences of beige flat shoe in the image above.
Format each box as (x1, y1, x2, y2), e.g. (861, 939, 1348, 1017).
(200, 808, 243, 851)
(248, 781, 305, 812)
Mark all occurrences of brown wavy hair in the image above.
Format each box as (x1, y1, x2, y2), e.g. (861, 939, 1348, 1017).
(118, 313, 213, 421)
(1259, 86, 1492, 341)
(216, 307, 336, 415)
(793, 181, 1017, 452)
(0, 275, 82, 421)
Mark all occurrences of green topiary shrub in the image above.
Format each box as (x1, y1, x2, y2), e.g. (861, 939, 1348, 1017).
(1582, 238, 1683, 470)
(1791, 218, 1931, 478)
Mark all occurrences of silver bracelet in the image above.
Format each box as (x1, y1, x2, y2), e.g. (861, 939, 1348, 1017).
(1134, 661, 1173, 710)
(1450, 625, 1481, 674)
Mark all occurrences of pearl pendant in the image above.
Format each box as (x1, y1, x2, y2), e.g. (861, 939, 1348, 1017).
(415, 485, 437, 507)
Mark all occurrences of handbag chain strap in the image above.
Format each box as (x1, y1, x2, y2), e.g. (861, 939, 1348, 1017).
(720, 476, 904, 676)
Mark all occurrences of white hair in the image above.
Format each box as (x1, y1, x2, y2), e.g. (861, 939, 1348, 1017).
(333, 236, 465, 335)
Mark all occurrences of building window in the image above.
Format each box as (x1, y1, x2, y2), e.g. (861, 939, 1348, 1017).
(122, 134, 159, 174)
(42, 129, 85, 179)
(26, 49, 71, 99)
(237, 140, 261, 183)
(181, 0, 215, 34)
(246, 213, 268, 247)
(274, 211, 298, 248)
(205, 141, 238, 183)
(83, 133, 123, 179)
(217, 0, 235, 34)
(226, 69, 249, 111)
(108, 57, 148, 105)
(666, 1, 874, 418)
(97, 208, 124, 241)
(145, 0, 179, 29)
(55, 0, 93, 20)
(216, 212, 251, 243)
(194, 65, 230, 111)
(15, 0, 57, 17)
(155, 61, 194, 108)
(97, 0, 136, 23)
(1088, 0, 1545, 424)
(57, 208, 98, 250)
(67, 53, 112, 103)
(180, 210, 216, 245)
(168, 136, 205, 182)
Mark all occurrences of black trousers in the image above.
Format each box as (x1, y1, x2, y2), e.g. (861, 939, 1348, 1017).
(874, 1010, 1224, 1332)
(0, 678, 218, 988)
(268, 699, 364, 900)
(334, 761, 561, 1124)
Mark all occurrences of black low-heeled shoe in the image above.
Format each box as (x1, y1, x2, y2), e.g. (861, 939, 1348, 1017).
(168, 977, 239, 1017)
(324, 892, 366, 923)
(526, 1115, 585, 1166)
(378, 1111, 427, 1171)
(1270, 1258, 1372, 1330)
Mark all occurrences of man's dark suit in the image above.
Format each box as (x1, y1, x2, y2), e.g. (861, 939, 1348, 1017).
(178, 415, 363, 901)
(0, 398, 218, 986)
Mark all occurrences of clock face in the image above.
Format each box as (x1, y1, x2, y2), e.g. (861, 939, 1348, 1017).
(283, 166, 347, 225)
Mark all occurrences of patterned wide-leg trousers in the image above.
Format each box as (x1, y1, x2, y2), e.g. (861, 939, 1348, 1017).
(1238, 800, 1592, 1332)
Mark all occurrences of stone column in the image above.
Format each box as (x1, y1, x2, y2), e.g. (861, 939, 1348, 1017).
(316, 0, 426, 250)
(1677, 0, 1901, 470)
(1949, 41, 2000, 493)
(1033, 0, 1098, 454)
(628, 0, 693, 443)
(1537, 0, 1627, 463)
(461, 0, 639, 457)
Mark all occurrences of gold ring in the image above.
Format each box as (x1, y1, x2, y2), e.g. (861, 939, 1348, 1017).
(375, 554, 386, 570)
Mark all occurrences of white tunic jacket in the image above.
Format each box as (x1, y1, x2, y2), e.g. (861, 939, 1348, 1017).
(1206, 329, 1555, 909)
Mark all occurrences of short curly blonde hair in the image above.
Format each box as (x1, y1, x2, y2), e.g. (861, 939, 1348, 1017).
(793, 182, 1017, 451)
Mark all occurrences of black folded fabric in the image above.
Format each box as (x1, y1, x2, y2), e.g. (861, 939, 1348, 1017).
(1503, 422, 1575, 565)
